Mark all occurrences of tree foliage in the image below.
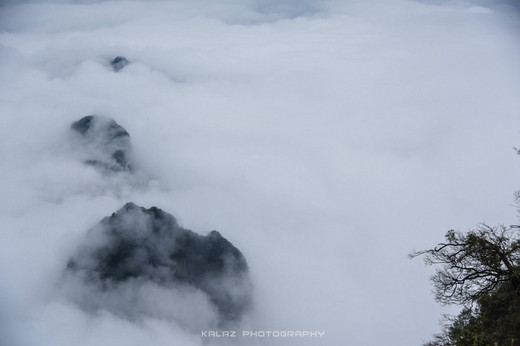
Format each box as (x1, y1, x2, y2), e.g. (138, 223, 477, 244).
(410, 225, 520, 306)
(412, 148, 520, 345)
(425, 282, 520, 346)
(411, 217, 520, 345)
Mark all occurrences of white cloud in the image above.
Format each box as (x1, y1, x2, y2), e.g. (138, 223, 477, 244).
(0, 0, 519, 345)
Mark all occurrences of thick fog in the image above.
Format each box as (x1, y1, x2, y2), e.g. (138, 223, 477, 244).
(1, 0, 519, 345)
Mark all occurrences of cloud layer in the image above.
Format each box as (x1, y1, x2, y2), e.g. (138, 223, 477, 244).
(0, 0, 519, 345)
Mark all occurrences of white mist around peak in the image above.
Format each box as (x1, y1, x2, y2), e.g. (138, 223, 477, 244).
(0, 1, 519, 345)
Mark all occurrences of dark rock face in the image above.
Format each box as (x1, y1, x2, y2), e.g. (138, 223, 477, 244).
(110, 56, 129, 72)
(67, 203, 252, 324)
(71, 115, 132, 173)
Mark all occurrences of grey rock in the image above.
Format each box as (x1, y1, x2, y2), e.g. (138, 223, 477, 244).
(67, 202, 252, 324)
(71, 115, 132, 173)
(110, 56, 129, 72)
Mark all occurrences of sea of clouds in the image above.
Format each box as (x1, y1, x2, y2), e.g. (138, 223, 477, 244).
(0, 0, 519, 345)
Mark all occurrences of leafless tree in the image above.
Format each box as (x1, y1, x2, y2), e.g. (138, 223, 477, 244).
(410, 225, 520, 306)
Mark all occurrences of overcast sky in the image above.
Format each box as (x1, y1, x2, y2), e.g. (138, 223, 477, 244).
(0, 1, 519, 345)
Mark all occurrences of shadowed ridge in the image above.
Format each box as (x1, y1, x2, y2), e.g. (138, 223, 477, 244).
(70, 115, 132, 173)
(67, 202, 252, 324)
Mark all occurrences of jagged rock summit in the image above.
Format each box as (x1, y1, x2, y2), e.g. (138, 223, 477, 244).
(71, 115, 132, 173)
(67, 202, 252, 324)
(110, 56, 129, 72)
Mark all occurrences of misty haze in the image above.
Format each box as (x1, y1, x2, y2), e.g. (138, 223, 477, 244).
(0, 0, 519, 345)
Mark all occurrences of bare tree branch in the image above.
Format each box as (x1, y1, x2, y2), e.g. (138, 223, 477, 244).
(410, 225, 520, 306)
